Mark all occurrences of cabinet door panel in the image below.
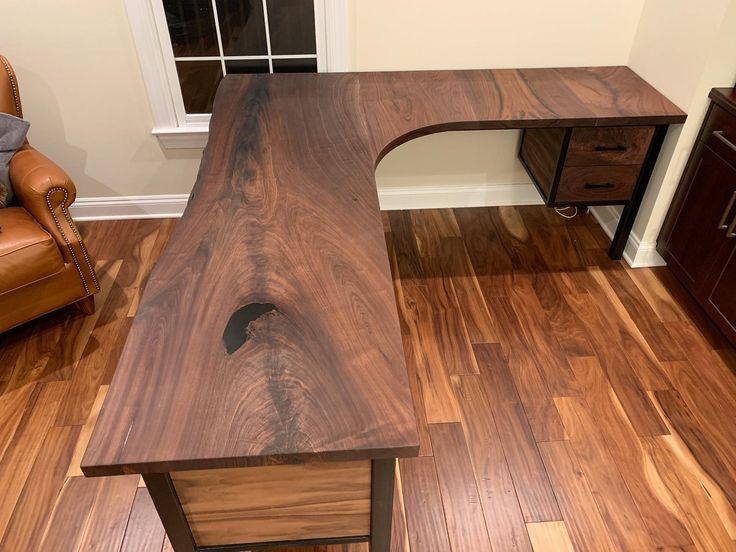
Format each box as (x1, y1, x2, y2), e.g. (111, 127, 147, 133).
(708, 246, 736, 339)
(666, 145, 736, 292)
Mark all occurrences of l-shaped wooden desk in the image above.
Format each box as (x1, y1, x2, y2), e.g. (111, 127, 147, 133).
(82, 67, 686, 552)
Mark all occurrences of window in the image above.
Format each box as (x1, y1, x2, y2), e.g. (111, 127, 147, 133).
(125, 0, 347, 148)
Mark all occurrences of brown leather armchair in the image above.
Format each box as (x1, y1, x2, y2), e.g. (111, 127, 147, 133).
(0, 55, 99, 332)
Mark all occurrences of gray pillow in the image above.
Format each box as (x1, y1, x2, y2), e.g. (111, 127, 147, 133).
(0, 113, 30, 208)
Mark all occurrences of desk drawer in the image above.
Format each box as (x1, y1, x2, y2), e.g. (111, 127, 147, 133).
(702, 104, 736, 167)
(556, 165, 640, 203)
(172, 461, 371, 546)
(566, 126, 655, 166)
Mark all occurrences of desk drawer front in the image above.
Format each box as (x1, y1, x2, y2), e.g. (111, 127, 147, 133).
(171, 460, 372, 546)
(556, 165, 640, 203)
(567, 126, 655, 166)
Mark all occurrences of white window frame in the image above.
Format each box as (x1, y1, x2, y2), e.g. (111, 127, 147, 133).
(125, 0, 348, 148)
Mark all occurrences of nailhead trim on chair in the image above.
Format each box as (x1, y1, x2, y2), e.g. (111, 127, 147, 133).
(45, 187, 92, 295)
(0, 56, 22, 118)
(61, 198, 100, 291)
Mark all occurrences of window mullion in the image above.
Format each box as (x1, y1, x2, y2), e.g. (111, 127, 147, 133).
(261, 0, 274, 73)
(210, 0, 227, 75)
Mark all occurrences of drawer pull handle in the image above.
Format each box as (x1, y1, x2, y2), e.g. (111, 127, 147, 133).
(718, 191, 736, 229)
(594, 145, 627, 152)
(713, 130, 736, 152)
(584, 182, 615, 189)
(728, 214, 736, 238)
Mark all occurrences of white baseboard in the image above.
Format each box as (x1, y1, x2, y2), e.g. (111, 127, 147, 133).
(70, 187, 665, 268)
(71, 183, 544, 221)
(377, 182, 544, 210)
(589, 205, 666, 268)
(70, 194, 190, 221)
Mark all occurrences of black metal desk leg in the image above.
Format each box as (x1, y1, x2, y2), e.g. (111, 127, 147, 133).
(370, 458, 396, 552)
(143, 473, 197, 552)
(609, 124, 669, 259)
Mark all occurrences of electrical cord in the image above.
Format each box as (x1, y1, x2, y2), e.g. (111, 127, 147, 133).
(554, 206, 578, 219)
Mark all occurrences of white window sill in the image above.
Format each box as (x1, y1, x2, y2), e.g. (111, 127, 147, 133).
(153, 125, 209, 149)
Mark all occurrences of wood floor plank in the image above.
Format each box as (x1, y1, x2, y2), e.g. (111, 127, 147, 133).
(0, 425, 79, 551)
(75, 474, 140, 551)
(41, 260, 123, 381)
(410, 209, 460, 260)
(626, 267, 688, 323)
(526, 521, 575, 552)
(400, 335, 433, 456)
(537, 440, 617, 552)
(554, 396, 657, 550)
(399, 457, 451, 551)
(120, 488, 167, 552)
(2, 311, 72, 391)
(0, 381, 68, 540)
(428, 422, 493, 552)
(67, 385, 109, 478)
(483, 295, 567, 441)
(569, 357, 694, 548)
(505, 353, 567, 443)
(54, 316, 132, 426)
(0, 383, 36, 462)
(523, 207, 583, 271)
(564, 290, 669, 437)
(441, 237, 499, 344)
(4, 214, 736, 552)
(649, 390, 736, 540)
(655, 389, 736, 514)
(397, 286, 461, 422)
(660, 358, 736, 461)
(408, 235, 481, 377)
(38, 476, 101, 552)
(645, 435, 736, 551)
(602, 264, 687, 362)
(531, 272, 595, 358)
(585, 267, 673, 390)
(391, 462, 410, 552)
(507, 283, 581, 396)
(455, 207, 515, 296)
(665, 320, 736, 403)
(473, 343, 562, 522)
(452, 374, 533, 551)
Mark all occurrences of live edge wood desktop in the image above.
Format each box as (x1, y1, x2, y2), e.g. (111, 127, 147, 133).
(81, 67, 685, 552)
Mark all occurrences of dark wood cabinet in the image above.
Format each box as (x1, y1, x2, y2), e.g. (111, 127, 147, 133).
(709, 248, 736, 332)
(658, 87, 736, 346)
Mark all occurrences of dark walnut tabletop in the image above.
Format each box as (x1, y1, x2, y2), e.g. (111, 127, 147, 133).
(82, 67, 685, 477)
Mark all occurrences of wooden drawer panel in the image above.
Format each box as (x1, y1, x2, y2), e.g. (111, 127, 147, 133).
(566, 126, 655, 166)
(519, 128, 567, 197)
(702, 104, 736, 167)
(171, 460, 372, 546)
(556, 165, 641, 203)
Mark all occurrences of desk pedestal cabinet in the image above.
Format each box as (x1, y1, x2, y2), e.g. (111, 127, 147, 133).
(519, 124, 669, 259)
(658, 87, 736, 346)
(143, 460, 395, 551)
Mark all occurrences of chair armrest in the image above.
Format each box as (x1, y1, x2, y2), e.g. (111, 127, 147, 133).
(10, 143, 76, 209)
(9, 144, 99, 295)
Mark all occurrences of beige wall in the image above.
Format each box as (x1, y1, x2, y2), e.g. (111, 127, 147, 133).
(360, 0, 647, 192)
(626, 0, 736, 243)
(3, 0, 735, 255)
(1, 0, 202, 198)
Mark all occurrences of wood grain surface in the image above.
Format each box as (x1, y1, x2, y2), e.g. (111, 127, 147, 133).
(2, 213, 736, 551)
(82, 67, 684, 476)
(171, 461, 371, 546)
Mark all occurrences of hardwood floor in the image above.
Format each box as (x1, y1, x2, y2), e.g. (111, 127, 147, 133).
(0, 207, 735, 551)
